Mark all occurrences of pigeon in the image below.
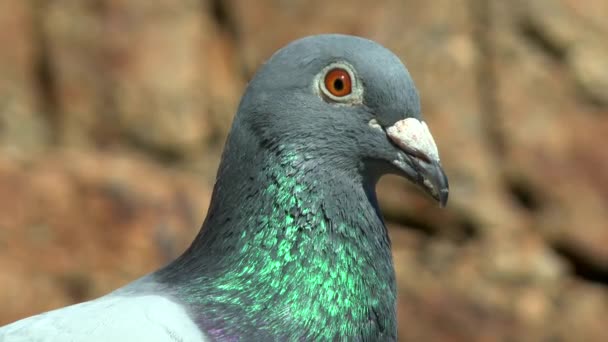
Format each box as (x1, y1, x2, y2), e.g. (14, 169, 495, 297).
(0, 34, 448, 341)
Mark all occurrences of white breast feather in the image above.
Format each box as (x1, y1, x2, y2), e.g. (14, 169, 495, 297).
(0, 294, 208, 342)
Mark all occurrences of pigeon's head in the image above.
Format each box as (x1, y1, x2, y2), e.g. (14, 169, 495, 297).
(236, 34, 448, 207)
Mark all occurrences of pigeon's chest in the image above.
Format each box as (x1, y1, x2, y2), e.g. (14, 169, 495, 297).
(195, 304, 397, 341)
(190, 270, 397, 341)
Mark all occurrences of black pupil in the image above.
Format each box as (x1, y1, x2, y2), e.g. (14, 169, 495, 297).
(333, 78, 344, 91)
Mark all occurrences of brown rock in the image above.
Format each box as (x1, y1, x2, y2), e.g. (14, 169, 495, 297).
(42, 0, 241, 157)
(0, 0, 49, 152)
(551, 282, 608, 341)
(225, 0, 388, 75)
(494, 0, 608, 274)
(0, 151, 211, 325)
(389, 225, 565, 341)
(518, 0, 608, 105)
(569, 43, 608, 105)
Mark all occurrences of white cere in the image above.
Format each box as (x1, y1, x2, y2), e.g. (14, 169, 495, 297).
(386, 118, 440, 162)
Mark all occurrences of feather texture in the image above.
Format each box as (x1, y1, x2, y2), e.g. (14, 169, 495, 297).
(0, 293, 208, 342)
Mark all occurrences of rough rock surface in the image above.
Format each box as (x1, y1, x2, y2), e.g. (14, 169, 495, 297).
(0, 152, 210, 324)
(0, 0, 607, 340)
(0, 0, 49, 152)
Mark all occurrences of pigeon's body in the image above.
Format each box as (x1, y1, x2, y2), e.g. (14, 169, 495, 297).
(1, 291, 208, 342)
(1, 34, 448, 341)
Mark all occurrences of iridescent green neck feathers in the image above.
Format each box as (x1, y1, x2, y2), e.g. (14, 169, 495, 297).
(157, 150, 397, 340)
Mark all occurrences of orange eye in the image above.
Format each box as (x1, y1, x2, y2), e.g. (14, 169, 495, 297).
(324, 68, 352, 97)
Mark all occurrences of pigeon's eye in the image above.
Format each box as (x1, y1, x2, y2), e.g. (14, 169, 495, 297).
(317, 63, 361, 104)
(324, 68, 352, 97)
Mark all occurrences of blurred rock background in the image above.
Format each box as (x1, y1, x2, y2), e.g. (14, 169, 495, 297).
(0, 0, 607, 340)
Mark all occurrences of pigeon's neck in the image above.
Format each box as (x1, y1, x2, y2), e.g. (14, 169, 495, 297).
(158, 145, 397, 340)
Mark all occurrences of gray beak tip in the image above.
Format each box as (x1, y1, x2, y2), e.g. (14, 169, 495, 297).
(429, 162, 449, 208)
(438, 187, 449, 208)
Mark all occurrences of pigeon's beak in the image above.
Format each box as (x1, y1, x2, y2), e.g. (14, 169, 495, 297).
(383, 118, 449, 207)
